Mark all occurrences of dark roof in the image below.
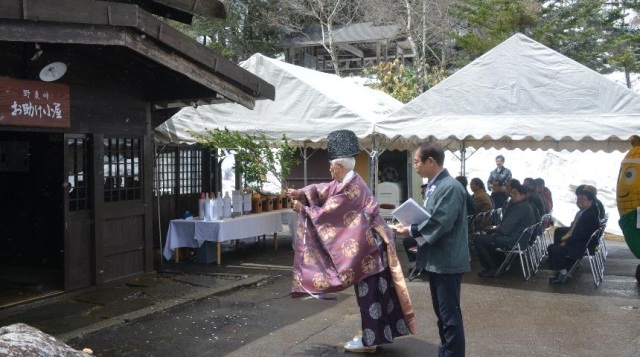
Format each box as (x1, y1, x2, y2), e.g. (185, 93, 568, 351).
(0, 0, 274, 109)
(277, 23, 404, 47)
(109, 0, 227, 24)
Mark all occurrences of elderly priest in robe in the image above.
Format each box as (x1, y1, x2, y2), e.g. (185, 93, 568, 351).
(287, 129, 416, 353)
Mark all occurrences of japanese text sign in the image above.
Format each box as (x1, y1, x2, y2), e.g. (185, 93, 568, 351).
(0, 77, 70, 128)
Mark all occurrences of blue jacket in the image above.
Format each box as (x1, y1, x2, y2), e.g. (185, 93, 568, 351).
(412, 169, 471, 274)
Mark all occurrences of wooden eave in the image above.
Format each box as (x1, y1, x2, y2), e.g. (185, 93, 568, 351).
(0, 0, 274, 109)
(149, 0, 227, 18)
(103, 0, 228, 24)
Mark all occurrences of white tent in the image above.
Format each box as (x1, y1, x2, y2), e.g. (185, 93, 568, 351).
(375, 33, 640, 154)
(155, 53, 402, 149)
(155, 53, 403, 188)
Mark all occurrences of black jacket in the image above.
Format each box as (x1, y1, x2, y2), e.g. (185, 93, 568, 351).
(566, 204, 601, 259)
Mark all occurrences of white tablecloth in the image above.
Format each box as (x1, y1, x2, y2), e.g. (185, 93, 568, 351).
(163, 209, 298, 261)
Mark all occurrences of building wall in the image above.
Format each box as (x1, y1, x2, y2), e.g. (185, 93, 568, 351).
(0, 41, 154, 289)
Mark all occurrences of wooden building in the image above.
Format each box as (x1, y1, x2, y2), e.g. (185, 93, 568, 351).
(0, 0, 274, 307)
(276, 22, 412, 75)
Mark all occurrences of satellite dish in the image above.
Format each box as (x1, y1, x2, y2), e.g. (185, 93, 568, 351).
(39, 62, 67, 82)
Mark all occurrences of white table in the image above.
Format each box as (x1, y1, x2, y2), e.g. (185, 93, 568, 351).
(163, 209, 298, 266)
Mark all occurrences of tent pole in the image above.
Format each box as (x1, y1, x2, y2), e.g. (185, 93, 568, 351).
(297, 144, 318, 188)
(368, 134, 379, 194)
(303, 146, 308, 187)
(460, 140, 467, 176)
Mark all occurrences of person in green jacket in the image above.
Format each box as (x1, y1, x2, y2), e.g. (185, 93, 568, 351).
(395, 142, 470, 357)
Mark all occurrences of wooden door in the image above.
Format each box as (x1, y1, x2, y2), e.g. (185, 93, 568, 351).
(98, 137, 148, 283)
(64, 135, 93, 291)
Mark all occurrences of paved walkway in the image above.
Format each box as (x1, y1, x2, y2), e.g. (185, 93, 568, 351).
(0, 234, 638, 353)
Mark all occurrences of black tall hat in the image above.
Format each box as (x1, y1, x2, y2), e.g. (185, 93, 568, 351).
(327, 130, 360, 160)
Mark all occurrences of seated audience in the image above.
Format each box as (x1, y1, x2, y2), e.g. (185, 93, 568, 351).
(523, 177, 547, 218)
(456, 175, 475, 217)
(535, 178, 553, 214)
(470, 177, 493, 231)
(502, 179, 514, 211)
(547, 185, 601, 284)
(474, 181, 537, 277)
(490, 179, 509, 210)
(576, 184, 606, 221)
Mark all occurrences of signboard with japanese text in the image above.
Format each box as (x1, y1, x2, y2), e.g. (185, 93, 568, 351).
(0, 77, 70, 128)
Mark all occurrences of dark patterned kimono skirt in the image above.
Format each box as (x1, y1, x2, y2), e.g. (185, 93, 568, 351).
(355, 266, 411, 346)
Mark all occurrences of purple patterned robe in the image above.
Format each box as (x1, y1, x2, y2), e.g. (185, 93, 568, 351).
(291, 172, 417, 337)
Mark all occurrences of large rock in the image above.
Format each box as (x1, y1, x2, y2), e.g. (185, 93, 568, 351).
(0, 323, 90, 357)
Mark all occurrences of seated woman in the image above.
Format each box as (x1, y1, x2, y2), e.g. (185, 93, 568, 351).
(470, 177, 494, 232)
(547, 185, 600, 284)
(474, 181, 537, 277)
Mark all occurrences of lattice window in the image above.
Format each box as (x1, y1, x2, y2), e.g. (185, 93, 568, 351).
(155, 147, 176, 196)
(154, 147, 203, 196)
(103, 138, 142, 202)
(67, 138, 91, 211)
(179, 148, 202, 194)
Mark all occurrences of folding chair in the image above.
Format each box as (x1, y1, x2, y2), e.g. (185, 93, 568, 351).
(566, 226, 606, 287)
(526, 222, 544, 275)
(535, 213, 553, 262)
(494, 223, 540, 281)
(598, 215, 608, 260)
(539, 213, 553, 247)
(379, 203, 397, 225)
(468, 210, 492, 246)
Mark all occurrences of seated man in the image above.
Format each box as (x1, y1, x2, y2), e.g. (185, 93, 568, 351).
(490, 179, 509, 210)
(547, 185, 601, 284)
(474, 181, 537, 277)
(524, 177, 546, 218)
(535, 178, 553, 214)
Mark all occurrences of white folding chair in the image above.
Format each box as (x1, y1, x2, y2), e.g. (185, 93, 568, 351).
(566, 227, 606, 287)
(494, 223, 540, 281)
(539, 213, 553, 251)
(598, 215, 608, 260)
(532, 213, 553, 265)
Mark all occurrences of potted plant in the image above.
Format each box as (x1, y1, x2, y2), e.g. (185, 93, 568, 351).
(193, 128, 299, 210)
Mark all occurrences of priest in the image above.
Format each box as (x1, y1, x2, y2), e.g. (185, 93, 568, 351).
(287, 129, 416, 353)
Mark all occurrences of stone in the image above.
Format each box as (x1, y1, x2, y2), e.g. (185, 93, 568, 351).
(0, 323, 91, 357)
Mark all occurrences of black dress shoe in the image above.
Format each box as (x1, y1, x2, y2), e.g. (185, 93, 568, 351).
(549, 273, 569, 284)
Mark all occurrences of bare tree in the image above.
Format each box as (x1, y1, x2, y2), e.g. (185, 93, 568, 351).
(363, 0, 460, 91)
(276, 0, 362, 75)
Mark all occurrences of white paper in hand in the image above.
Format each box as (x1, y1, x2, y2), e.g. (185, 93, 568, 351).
(391, 198, 431, 226)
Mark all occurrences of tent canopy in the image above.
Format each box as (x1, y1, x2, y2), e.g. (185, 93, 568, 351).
(154, 53, 402, 149)
(375, 33, 640, 152)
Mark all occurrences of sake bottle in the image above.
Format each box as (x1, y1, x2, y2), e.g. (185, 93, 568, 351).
(198, 192, 206, 220)
(209, 192, 220, 221)
(223, 191, 232, 218)
(216, 192, 224, 219)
